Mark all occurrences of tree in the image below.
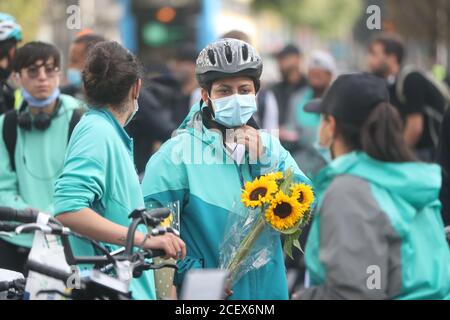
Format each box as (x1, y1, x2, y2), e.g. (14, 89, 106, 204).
(0, 0, 48, 42)
(252, 0, 362, 38)
(385, 0, 449, 64)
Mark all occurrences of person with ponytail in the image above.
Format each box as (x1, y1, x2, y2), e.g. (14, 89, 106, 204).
(294, 73, 450, 299)
(53, 41, 185, 300)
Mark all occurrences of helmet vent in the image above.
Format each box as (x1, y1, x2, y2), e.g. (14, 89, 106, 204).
(224, 45, 233, 64)
(242, 44, 249, 61)
(207, 49, 216, 65)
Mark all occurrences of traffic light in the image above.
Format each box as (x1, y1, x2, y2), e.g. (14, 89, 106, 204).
(133, 0, 200, 68)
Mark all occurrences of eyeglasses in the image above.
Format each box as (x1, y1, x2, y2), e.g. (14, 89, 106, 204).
(25, 65, 60, 79)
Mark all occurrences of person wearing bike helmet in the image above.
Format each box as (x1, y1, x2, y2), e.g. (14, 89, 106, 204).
(142, 39, 313, 300)
(53, 41, 186, 300)
(0, 13, 22, 115)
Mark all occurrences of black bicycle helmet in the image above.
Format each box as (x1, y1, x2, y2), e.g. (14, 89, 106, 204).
(196, 38, 263, 88)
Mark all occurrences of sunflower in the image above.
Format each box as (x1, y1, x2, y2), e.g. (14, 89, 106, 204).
(241, 176, 278, 207)
(290, 183, 315, 209)
(265, 191, 305, 231)
(265, 171, 284, 181)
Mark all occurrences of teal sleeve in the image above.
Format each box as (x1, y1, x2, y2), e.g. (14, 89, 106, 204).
(141, 139, 189, 205)
(53, 124, 107, 215)
(53, 156, 106, 215)
(141, 140, 196, 288)
(0, 115, 30, 210)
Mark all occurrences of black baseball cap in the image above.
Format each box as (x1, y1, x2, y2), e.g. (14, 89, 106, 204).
(304, 73, 389, 127)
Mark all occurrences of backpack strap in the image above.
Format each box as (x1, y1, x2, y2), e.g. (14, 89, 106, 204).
(68, 108, 84, 142)
(2, 107, 84, 172)
(2, 110, 18, 171)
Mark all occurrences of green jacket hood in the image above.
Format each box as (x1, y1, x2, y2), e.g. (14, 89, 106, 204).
(315, 152, 442, 211)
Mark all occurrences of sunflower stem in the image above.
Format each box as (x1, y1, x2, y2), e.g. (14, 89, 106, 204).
(226, 213, 266, 284)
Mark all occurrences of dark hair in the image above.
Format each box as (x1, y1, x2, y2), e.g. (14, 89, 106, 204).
(173, 43, 198, 63)
(74, 34, 106, 55)
(202, 76, 261, 95)
(370, 34, 405, 65)
(13, 41, 61, 72)
(221, 30, 251, 43)
(83, 41, 141, 108)
(334, 102, 416, 163)
(276, 44, 302, 59)
(0, 38, 18, 59)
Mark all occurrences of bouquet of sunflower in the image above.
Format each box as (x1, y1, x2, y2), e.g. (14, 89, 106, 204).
(220, 168, 314, 286)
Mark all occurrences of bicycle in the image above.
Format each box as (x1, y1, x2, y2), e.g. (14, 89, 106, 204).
(0, 206, 179, 300)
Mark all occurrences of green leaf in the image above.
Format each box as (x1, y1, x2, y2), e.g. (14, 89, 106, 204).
(279, 167, 294, 194)
(283, 234, 294, 260)
(293, 239, 303, 254)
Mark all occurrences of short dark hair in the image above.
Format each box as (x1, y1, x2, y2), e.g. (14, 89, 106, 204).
(13, 41, 61, 72)
(73, 34, 106, 55)
(83, 41, 141, 108)
(173, 43, 198, 63)
(0, 38, 17, 59)
(370, 34, 405, 65)
(276, 44, 302, 60)
(221, 30, 251, 44)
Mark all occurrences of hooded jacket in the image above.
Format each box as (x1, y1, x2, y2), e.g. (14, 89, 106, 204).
(141, 105, 312, 300)
(300, 151, 450, 299)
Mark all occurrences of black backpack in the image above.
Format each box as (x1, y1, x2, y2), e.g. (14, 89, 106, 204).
(396, 65, 450, 147)
(2, 107, 84, 171)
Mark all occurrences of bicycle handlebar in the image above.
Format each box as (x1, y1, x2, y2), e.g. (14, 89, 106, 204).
(26, 260, 131, 300)
(0, 207, 39, 224)
(0, 221, 21, 232)
(125, 208, 171, 256)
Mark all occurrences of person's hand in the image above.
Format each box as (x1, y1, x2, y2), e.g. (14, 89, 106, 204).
(224, 279, 233, 298)
(144, 233, 186, 260)
(235, 125, 264, 162)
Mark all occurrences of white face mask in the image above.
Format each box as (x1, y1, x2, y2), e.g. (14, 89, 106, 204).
(124, 99, 139, 127)
(209, 94, 257, 128)
(315, 115, 334, 162)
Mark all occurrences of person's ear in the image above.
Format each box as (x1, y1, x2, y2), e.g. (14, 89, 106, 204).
(13, 72, 22, 87)
(8, 46, 16, 60)
(327, 115, 337, 138)
(201, 88, 209, 106)
(132, 79, 142, 100)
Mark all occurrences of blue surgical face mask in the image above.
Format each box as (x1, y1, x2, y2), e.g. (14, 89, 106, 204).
(125, 99, 139, 127)
(67, 68, 82, 88)
(314, 115, 333, 163)
(210, 94, 257, 128)
(314, 141, 332, 164)
(21, 87, 60, 108)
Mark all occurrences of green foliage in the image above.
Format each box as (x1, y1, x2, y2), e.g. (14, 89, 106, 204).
(252, 0, 363, 37)
(0, 0, 47, 42)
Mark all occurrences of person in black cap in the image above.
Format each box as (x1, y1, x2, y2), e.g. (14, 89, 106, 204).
(269, 44, 308, 150)
(293, 73, 450, 299)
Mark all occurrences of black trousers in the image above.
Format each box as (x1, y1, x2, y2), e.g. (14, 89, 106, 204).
(0, 239, 29, 274)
